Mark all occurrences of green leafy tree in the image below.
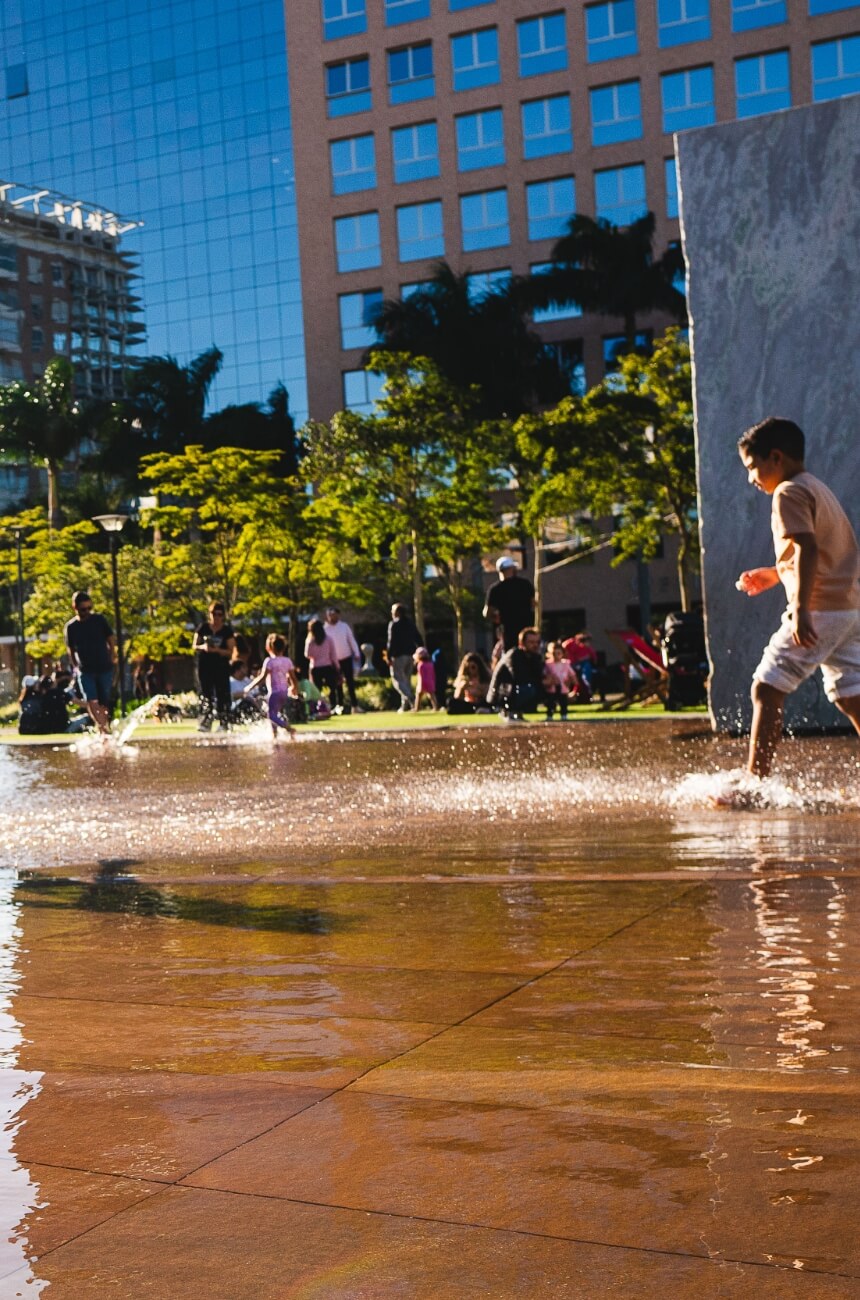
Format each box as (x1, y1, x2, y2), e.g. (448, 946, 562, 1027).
(0, 358, 123, 530)
(523, 213, 686, 350)
(303, 353, 502, 644)
(522, 329, 698, 610)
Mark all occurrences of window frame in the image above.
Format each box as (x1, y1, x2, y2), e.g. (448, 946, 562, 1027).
(455, 107, 505, 171)
(322, 0, 368, 41)
(734, 49, 791, 118)
(590, 79, 643, 146)
(585, 1, 638, 63)
(391, 121, 440, 183)
(396, 199, 445, 262)
(594, 163, 647, 226)
(329, 133, 377, 195)
(656, 0, 711, 48)
(388, 42, 436, 104)
(334, 211, 382, 273)
(460, 187, 510, 251)
(326, 57, 372, 118)
(660, 65, 716, 133)
(451, 27, 501, 91)
(339, 289, 384, 349)
(525, 175, 576, 242)
(730, 0, 787, 33)
(521, 94, 573, 159)
(517, 12, 569, 78)
(811, 35, 860, 101)
(384, 0, 431, 25)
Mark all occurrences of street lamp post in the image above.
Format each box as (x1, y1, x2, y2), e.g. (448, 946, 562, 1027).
(93, 513, 129, 716)
(12, 528, 25, 685)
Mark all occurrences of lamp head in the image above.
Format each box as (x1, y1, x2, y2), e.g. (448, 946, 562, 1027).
(93, 513, 128, 534)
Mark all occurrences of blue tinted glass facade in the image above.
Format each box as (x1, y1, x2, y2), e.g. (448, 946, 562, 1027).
(0, 0, 307, 415)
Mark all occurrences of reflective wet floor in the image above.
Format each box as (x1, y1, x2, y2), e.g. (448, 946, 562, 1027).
(1, 722, 859, 1296)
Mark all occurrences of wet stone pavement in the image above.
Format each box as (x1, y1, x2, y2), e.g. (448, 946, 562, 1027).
(0, 721, 859, 1297)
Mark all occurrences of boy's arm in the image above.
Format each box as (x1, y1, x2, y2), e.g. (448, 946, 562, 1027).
(736, 566, 780, 596)
(788, 531, 819, 648)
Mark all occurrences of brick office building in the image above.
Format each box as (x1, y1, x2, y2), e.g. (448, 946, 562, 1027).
(284, 0, 858, 646)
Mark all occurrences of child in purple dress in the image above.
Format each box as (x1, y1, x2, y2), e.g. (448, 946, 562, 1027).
(245, 634, 299, 740)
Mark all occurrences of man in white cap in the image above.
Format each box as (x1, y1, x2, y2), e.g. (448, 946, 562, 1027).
(483, 556, 536, 652)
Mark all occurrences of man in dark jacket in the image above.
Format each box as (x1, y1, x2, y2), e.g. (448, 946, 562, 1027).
(487, 627, 548, 721)
(385, 603, 422, 712)
(483, 556, 536, 652)
(64, 590, 115, 734)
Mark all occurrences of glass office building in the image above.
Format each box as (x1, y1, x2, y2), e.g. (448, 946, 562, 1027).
(0, 0, 307, 415)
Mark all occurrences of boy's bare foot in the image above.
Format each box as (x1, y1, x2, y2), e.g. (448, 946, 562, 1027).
(710, 771, 762, 810)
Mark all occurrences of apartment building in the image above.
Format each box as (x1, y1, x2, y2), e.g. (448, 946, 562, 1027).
(286, 0, 859, 421)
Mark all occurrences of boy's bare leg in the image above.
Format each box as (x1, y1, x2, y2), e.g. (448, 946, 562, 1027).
(834, 695, 860, 737)
(748, 681, 786, 777)
(86, 701, 111, 734)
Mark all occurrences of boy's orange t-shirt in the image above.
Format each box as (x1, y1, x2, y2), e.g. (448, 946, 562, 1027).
(772, 471, 860, 610)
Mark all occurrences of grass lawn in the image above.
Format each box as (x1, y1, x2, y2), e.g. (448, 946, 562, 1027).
(0, 700, 709, 745)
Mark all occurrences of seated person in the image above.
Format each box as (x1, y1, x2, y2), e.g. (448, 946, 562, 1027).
(448, 653, 491, 714)
(486, 627, 549, 720)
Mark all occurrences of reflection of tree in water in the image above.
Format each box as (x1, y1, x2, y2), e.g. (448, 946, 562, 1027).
(15, 861, 341, 935)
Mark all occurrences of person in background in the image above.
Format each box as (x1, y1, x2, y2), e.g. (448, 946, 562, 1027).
(412, 646, 438, 712)
(244, 633, 299, 741)
(487, 627, 550, 721)
(385, 603, 422, 712)
(545, 641, 577, 720)
(304, 617, 340, 708)
(324, 606, 363, 714)
(563, 630, 599, 700)
(64, 590, 116, 735)
(448, 653, 491, 714)
(192, 601, 237, 733)
(483, 557, 536, 652)
(431, 645, 447, 710)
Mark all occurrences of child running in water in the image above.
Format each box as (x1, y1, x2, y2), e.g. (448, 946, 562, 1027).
(413, 646, 438, 712)
(245, 634, 299, 740)
(544, 641, 577, 720)
(730, 417, 860, 788)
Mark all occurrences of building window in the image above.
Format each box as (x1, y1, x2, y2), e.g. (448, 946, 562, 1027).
(397, 200, 445, 261)
(401, 280, 433, 297)
(27, 257, 43, 284)
(522, 95, 572, 158)
(5, 64, 28, 100)
(460, 189, 510, 250)
(735, 51, 790, 117)
(451, 0, 494, 8)
(595, 164, 647, 224)
(330, 135, 377, 194)
(466, 268, 511, 301)
(590, 80, 642, 145)
(0, 318, 20, 345)
(53, 332, 68, 354)
(30, 296, 43, 321)
(530, 263, 582, 322)
(334, 212, 381, 272)
(812, 36, 860, 100)
(0, 240, 16, 273)
(730, 0, 786, 32)
(517, 13, 568, 77)
(344, 369, 385, 413)
(50, 263, 64, 286)
(392, 122, 440, 182)
(385, 0, 431, 24)
(657, 0, 711, 48)
(326, 58, 371, 118)
(526, 176, 576, 242)
(810, 0, 860, 10)
(388, 43, 435, 103)
(456, 108, 505, 170)
(585, 2, 638, 63)
(604, 332, 650, 371)
(339, 290, 383, 349)
(51, 299, 69, 323)
(451, 28, 500, 90)
(661, 66, 715, 132)
(31, 327, 44, 351)
(323, 0, 367, 41)
(665, 157, 679, 218)
(548, 340, 586, 395)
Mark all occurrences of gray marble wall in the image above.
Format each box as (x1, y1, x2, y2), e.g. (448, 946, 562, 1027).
(677, 95, 860, 732)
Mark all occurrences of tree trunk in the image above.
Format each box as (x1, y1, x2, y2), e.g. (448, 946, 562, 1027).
(453, 597, 464, 663)
(287, 601, 299, 663)
(45, 458, 62, 532)
(532, 532, 543, 634)
(411, 528, 425, 641)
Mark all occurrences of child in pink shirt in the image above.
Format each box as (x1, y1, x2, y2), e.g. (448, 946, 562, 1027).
(413, 647, 438, 712)
(245, 634, 299, 740)
(545, 641, 576, 721)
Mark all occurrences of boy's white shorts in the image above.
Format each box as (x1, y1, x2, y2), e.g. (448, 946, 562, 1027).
(753, 608, 860, 701)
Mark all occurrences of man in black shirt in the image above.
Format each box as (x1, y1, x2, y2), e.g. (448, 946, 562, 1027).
(64, 590, 115, 734)
(385, 603, 422, 712)
(483, 557, 536, 652)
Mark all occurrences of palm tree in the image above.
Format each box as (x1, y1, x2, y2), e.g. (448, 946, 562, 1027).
(204, 381, 301, 475)
(0, 357, 121, 530)
(522, 212, 686, 350)
(370, 262, 567, 419)
(126, 345, 224, 456)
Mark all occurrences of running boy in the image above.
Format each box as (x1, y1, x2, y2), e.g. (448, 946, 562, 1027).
(735, 417, 860, 778)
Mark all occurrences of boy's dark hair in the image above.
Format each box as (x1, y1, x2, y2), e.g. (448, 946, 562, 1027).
(738, 417, 805, 461)
(72, 590, 91, 608)
(270, 634, 286, 655)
